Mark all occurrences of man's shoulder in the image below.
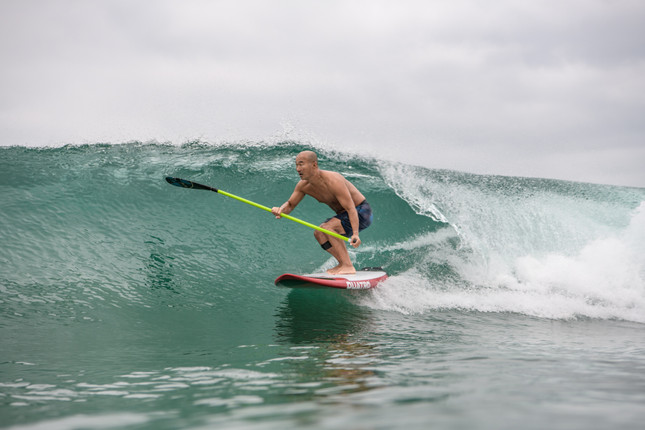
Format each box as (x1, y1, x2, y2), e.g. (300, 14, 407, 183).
(320, 170, 344, 182)
(295, 179, 318, 194)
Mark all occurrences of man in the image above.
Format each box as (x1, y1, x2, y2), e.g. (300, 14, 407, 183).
(271, 150, 373, 275)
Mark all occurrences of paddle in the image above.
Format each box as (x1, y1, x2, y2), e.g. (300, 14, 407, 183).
(165, 177, 350, 242)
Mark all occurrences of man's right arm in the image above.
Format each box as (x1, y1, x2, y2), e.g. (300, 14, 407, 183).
(271, 183, 305, 218)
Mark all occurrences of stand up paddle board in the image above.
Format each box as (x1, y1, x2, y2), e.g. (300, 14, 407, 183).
(275, 267, 387, 289)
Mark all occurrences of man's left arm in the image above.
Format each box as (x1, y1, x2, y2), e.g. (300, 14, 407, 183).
(346, 207, 361, 248)
(333, 178, 361, 248)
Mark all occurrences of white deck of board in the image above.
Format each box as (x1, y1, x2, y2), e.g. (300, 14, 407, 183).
(302, 271, 387, 281)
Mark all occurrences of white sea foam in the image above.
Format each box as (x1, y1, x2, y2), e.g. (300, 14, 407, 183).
(365, 162, 645, 322)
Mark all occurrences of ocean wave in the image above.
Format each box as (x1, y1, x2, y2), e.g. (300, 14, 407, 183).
(1, 141, 644, 322)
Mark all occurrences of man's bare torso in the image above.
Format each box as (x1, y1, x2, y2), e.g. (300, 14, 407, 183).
(299, 170, 365, 213)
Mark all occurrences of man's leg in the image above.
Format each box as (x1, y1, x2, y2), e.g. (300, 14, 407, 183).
(314, 218, 356, 274)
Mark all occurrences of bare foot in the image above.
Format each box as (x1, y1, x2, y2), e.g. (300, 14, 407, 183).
(325, 264, 341, 275)
(327, 265, 356, 275)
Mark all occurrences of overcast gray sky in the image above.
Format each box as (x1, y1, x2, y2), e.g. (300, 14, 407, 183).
(1, 0, 644, 187)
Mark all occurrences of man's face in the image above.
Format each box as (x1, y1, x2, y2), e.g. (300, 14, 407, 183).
(295, 155, 315, 180)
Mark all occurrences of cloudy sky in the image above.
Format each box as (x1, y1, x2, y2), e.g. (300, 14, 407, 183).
(1, 0, 644, 187)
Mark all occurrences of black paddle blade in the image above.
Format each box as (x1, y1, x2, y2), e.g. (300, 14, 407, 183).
(165, 177, 218, 192)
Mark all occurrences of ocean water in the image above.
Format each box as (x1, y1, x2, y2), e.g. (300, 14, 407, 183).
(1, 142, 644, 430)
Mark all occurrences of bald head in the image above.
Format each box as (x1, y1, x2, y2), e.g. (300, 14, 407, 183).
(297, 150, 318, 164)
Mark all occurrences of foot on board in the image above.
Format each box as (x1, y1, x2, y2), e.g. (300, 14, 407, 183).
(326, 265, 357, 275)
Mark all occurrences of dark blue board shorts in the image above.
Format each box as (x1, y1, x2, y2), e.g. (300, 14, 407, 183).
(325, 200, 373, 238)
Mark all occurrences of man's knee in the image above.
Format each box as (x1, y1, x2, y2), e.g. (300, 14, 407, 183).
(314, 229, 325, 242)
(321, 219, 344, 235)
(320, 220, 333, 230)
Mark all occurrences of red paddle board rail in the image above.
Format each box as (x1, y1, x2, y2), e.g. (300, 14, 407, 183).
(275, 268, 388, 290)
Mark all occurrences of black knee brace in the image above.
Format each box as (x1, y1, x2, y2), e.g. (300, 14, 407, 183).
(320, 241, 332, 250)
